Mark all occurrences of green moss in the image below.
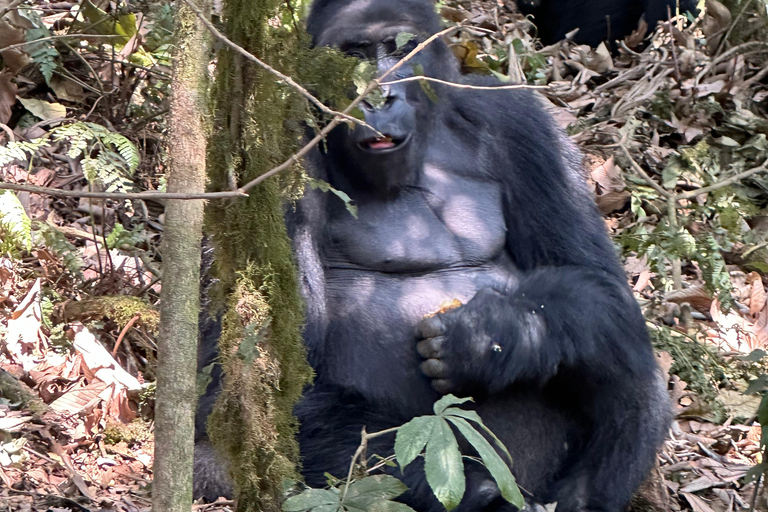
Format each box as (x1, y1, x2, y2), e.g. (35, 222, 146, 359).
(62, 296, 158, 334)
(202, 1, 353, 510)
(103, 418, 152, 445)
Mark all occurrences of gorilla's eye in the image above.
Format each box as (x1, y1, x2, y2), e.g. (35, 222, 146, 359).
(342, 41, 372, 60)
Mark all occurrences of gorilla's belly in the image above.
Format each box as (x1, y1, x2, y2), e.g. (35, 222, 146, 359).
(320, 261, 518, 409)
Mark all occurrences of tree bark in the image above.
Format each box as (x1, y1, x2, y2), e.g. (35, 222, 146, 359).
(152, 2, 210, 510)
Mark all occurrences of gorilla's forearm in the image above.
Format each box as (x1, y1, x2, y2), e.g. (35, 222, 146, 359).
(488, 266, 654, 388)
(416, 266, 654, 395)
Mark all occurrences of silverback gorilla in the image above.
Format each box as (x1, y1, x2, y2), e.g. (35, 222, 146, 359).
(194, 1, 672, 510)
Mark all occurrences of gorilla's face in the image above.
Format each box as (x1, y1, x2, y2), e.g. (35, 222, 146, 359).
(309, 0, 457, 193)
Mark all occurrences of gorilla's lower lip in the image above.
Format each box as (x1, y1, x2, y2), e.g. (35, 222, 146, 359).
(359, 134, 410, 153)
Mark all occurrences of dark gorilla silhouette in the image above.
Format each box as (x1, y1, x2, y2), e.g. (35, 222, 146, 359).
(516, 0, 698, 47)
(194, 1, 671, 510)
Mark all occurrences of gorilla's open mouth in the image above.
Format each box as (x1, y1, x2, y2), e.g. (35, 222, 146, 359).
(358, 134, 410, 153)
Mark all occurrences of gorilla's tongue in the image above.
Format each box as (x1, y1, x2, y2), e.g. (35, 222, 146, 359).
(368, 137, 396, 150)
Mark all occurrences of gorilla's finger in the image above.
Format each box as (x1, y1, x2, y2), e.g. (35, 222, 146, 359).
(431, 379, 454, 395)
(417, 315, 445, 339)
(416, 336, 444, 359)
(420, 358, 448, 379)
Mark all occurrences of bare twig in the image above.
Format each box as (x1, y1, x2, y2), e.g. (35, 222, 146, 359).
(749, 446, 767, 512)
(112, 313, 141, 357)
(0, 34, 125, 53)
(379, 76, 543, 90)
(695, 42, 768, 86)
(676, 159, 768, 200)
(715, 0, 755, 58)
(340, 426, 399, 502)
(0, 181, 247, 200)
(619, 144, 671, 198)
(666, 6, 681, 84)
(0, 0, 24, 18)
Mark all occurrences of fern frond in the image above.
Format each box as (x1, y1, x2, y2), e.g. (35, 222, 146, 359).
(0, 190, 32, 254)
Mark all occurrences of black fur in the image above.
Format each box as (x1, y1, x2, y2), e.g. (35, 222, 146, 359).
(194, 1, 671, 510)
(517, 0, 699, 47)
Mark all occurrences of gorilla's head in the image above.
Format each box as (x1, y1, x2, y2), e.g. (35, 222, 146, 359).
(308, 0, 459, 193)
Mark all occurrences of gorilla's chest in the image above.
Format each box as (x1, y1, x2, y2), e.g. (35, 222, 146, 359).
(323, 167, 507, 272)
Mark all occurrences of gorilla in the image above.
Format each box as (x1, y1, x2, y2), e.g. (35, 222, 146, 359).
(517, 0, 698, 47)
(194, 1, 671, 511)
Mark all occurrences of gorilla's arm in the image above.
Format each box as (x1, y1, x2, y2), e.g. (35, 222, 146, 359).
(417, 89, 656, 395)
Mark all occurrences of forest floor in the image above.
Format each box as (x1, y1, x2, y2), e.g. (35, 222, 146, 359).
(1, 0, 768, 510)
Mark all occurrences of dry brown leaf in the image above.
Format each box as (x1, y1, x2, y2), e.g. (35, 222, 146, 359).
(49, 381, 107, 414)
(747, 271, 765, 317)
(5, 279, 45, 370)
(666, 284, 712, 313)
(596, 191, 630, 214)
(0, 71, 16, 125)
(633, 269, 655, 292)
(681, 492, 717, 512)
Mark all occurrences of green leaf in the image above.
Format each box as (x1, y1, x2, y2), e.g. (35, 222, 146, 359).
(433, 394, 473, 416)
(395, 415, 437, 470)
(395, 32, 416, 50)
(745, 463, 767, 484)
(308, 178, 357, 218)
(368, 501, 417, 512)
(745, 350, 767, 362)
(197, 362, 215, 398)
(746, 375, 768, 395)
(424, 418, 465, 510)
(0, 190, 32, 253)
(445, 416, 524, 508)
(758, 393, 768, 427)
(442, 409, 513, 463)
(343, 475, 408, 510)
(283, 489, 340, 512)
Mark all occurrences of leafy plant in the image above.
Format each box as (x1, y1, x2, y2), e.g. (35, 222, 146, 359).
(0, 122, 140, 193)
(33, 222, 85, 277)
(0, 190, 32, 255)
(283, 395, 523, 512)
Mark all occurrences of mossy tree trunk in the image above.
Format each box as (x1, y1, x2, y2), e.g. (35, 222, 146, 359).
(152, 1, 210, 510)
(204, 1, 314, 511)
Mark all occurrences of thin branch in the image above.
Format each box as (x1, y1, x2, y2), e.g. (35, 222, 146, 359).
(178, 0, 362, 127)
(619, 144, 671, 198)
(239, 80, 379, 192)
(0, 181, 247, 200)
(0, 34, 125, 53)
(0, 0, 23, 18)
(676, 159, 768, 200)
(380, 75, 544, 90)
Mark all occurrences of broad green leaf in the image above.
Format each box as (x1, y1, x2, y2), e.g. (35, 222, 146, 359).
(343, 475, 409, 512)
(395, 32, 416, 50)
(394, 416, 436, 470)
(758, 393, 768, 427)
(433, 394, 473, 416)
(368, 501, 418, 512)
(745, 463, 767, 484)
(424, 418, 465, 510)
(283, 489, 340, 512)
(446, 417, 524, 509)
(442, 408, 513, 463)
(745, 374, 768, 395)
(343, 475, 408, 510)
(745, 349, 767, 362)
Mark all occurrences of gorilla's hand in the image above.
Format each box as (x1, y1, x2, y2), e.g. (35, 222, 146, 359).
(416, 288, 515, 395)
